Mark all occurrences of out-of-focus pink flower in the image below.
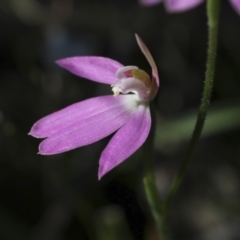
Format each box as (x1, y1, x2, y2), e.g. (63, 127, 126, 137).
(29, 34, 159, 179)
(230, 0, 240, 15)
(139, 0, 240, 15)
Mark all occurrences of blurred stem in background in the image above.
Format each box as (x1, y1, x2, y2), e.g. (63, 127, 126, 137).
(143, 104, 170, 239)
(143, 0, 220, 239)
(94, 205, 135, 240)
(164, 0, 220, 212)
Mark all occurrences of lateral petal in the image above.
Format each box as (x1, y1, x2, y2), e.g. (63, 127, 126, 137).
(98, 104, 151, 179)
(56, 57, 123, 84)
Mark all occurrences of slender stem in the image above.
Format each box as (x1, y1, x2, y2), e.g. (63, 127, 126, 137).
(143, 104, 170, 239)
(164, 0, 220, 212)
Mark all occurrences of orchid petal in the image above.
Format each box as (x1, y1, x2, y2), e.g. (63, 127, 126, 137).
(98, 104, 151, 179)
(164, 0, 204, 12)
(56, 57, 123, 84)
(229, 0, 240, 15)
(36, 95, 139, 155)
(139, 0, 163, 6)
(135, 34, 159, 100)
(30, 101, 87, 138)
(30, 95, 135, 138)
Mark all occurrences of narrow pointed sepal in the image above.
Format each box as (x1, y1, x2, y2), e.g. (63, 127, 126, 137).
(135, 34, 159, 99)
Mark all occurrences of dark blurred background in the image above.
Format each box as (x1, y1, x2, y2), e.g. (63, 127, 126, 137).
(0, 0, 240, 239)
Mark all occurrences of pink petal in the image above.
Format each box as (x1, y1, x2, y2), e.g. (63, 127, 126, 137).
(164, 0, 204, 12)
(98, 104, 151, 179)
(30, 95, 132, 138)
(56, 57, 124, 84)
(139, 0, 163, 6)
(229, 0, 240, 15)
(35, 95, 139, 155)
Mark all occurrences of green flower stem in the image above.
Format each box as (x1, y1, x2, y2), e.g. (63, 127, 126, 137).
(143, 104, 170, 239)
(164, 0, 220, 212)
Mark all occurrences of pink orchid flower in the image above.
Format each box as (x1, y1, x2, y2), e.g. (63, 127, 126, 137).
(139, 0, 240, 15)
(29, 34, 159, 179)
